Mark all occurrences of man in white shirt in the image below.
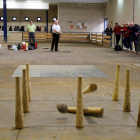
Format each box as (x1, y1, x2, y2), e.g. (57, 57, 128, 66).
(51, 20, 62, 51)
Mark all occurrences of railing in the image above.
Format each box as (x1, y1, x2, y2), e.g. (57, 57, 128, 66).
(22, 31, 140, 53)
(91, 32, 112, 47)
(22, 32, 90, 42)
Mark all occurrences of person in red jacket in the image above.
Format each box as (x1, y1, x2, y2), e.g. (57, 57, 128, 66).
(121, 22, 131, 49)
(114, 23, 121, 45)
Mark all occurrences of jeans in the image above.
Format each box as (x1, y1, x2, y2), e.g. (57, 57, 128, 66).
(123, 37, 132, 50)
(29, 32, 35, 45)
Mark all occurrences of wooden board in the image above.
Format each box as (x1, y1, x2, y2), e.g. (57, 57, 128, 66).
(35, 36, 46, 39)
(35, 33, 47, 35)
(91, 34, 97, 36)
(91, 37, 97, 40)
(96, 38, 102, 41)
(23, 33, 28, 35)
(97, 35, 103, 37)
(46, 33, 53, 35)
(103, 35, 111, 39)
(96, 41, 102, 44)
(60, 37, 88, 40)
(103, 39, 111, 43)
(61, 33, 89, 36)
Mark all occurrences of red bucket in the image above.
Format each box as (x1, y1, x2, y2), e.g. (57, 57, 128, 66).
(22, 44, 26, 51)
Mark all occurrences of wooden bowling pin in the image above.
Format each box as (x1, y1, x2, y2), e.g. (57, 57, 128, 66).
(15, 77, 24, 129)
(76, 76, 84, 128)
(22, 69, 30, 113)
(112, 64, 120, 101)
(26, 63, 31, 101)
(83, 83, 97, 94)
(123, 69, 131, 112)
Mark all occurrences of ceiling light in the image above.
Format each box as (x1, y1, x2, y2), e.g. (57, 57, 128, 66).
(27, 1, 42, 2)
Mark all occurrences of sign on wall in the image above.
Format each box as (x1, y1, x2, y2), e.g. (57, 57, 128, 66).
(0, 31, 3, 35)
(0, 31, 9, 35)
(77, 23, 87, 29)
(70, 25, 74, 29)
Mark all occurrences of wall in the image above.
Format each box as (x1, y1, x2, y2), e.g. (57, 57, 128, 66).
(105, 0, 133, 27)
(134, 0, 140, 25)
(0, 5, 57, 32)
(58, 3, 105, 32)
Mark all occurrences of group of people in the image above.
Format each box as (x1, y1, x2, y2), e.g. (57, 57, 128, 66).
(27, 20, 62, 51)
(27, 20, 139, 52)
(104, 22, 139, 51)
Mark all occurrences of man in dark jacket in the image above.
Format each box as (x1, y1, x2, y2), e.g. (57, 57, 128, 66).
(104, 24, 113, 36)
(104, 24, 113, 46)
(114, 23, 121, 45)
(129, 22, 139, 51)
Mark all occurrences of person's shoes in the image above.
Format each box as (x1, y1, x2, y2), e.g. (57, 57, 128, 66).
(55, 50, 60, 52)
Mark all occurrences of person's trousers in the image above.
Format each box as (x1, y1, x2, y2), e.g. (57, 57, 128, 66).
(130, 35, 138, 51)
(116, 35, 121, 45)
(29, 32, 35, 45)
(51, 33, 59, 51)
(123, 37, 132, 50)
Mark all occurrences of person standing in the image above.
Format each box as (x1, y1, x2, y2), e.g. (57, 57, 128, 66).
(121, 22, 131, 49)
(27, 21, 36, 45)
(114, 23, 121, 45)
(104, 24, 113, 36)
(104, 24, 113, 46)
(51, 20, 62, 52)
(129, 22, 139, 51)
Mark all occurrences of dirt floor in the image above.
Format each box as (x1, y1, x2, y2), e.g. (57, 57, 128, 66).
(0, 42, 140, 140)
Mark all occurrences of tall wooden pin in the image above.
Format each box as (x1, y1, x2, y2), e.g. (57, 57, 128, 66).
(15, 77, 24, 129)
(112, 64, 120, 101)
(76, 76, 84, 128)
(26, 63, 31, 101)
(123, 69, 131, 112)
(22, 69, 30, 113)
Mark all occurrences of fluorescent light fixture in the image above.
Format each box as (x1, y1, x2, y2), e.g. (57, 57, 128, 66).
(25, 17, 29, 21)
(12, 17, 17, 21)
(37, 17, 41, 21)
(27, 1, 42, 2)
(0, 17, 3, 20)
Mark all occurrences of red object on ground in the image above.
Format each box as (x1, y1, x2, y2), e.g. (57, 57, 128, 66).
(22, 44, 26, 51)
(35, 43, 38, 49)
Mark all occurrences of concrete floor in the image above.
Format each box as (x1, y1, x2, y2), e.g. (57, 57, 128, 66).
(0, 42, 140, 140)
